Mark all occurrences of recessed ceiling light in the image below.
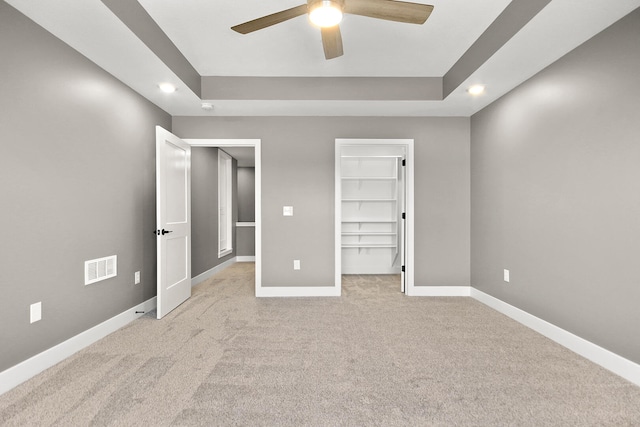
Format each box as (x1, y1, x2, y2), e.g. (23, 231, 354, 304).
(467, 85, 485, 96)
(158, 83, 176, 93)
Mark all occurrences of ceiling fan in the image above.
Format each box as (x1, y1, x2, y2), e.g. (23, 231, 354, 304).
(231, 0, 434, 60)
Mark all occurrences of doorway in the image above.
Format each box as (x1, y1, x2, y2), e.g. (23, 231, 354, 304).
(335, 139, 415, 295)
(185, 138, 262, 294)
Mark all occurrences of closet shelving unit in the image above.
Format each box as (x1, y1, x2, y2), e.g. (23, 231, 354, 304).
(341, 155, 403, 274)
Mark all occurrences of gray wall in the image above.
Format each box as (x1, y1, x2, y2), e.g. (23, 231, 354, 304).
(237, 167, 256, 222)
(236, 228, 256, 257)
(470, 9, 640, 364)
(191, 148, 238, 278)
(0, 2, 171, 372)
(173, 117, 470, 288)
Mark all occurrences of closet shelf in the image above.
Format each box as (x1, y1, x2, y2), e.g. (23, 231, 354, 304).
(341, 176, 396, 180)
(340, 152, 402, 271)
(342, 198, 396, 202)
(342, 220, 397, 224)
(341, 244, 397, 249)
(341, 232, 397, 236)
(340, 155, 403, 159)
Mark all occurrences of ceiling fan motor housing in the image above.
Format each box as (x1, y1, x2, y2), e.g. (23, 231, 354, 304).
(307, 0, 345, 11)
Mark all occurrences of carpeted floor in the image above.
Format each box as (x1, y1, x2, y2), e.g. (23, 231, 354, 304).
(1, 262, 639, 426)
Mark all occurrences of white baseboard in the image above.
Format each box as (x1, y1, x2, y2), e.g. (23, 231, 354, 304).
(256, 286, 341, 297)
(471, 288, 640, 387)
(342, 267, 401, 275)
(191, 257, 237, 287)
(236, 256, 255, 262)
(409, 286, 471, 296)
(0, 297, 157, 396)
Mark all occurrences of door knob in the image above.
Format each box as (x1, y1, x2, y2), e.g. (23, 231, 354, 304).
(161, 229, 173, 235)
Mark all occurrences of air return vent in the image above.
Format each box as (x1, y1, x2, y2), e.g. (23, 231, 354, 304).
(85, 255, 117, 285)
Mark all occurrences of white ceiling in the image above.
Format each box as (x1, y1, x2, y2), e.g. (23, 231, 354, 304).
(135, 0, 512, 77)
(6, 0, 640, 116)
(220, 147, 255, 167)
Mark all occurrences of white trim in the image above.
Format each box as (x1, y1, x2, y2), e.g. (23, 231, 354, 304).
(235, 222, 255, 227)
(409, 286, 471, 296)
(184, 139, 262, 296)
(335, 139, 415, 295)
(406, 143, 415, 294)
(334, 142, 342, 293)
(471, 288, 640, 387)
(0, 297, 157, 396)
(191, 257, 237, 287)
(236, 256, 255, 262)
(218, 248, 232, 258)
(256, 286, 341, 298)
(217, 149, 233, 258)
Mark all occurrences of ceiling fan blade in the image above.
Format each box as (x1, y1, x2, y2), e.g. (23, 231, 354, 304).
(231, 4, 308, 34)
(321, 25, 344, 60)
(344, 0, 433, 24)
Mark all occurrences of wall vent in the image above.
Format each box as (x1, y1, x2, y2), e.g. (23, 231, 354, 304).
(85, 255, 117, 285)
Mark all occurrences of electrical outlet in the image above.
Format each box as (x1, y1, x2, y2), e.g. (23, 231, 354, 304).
(30, 302, 42, 324)
(293, 260, 301, 270)
(504, 269, 510, 283)
(134, 271, 141, 284)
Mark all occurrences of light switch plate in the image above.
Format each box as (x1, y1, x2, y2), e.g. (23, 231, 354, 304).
(283, 206, 293, 216)
(504, 269, 510, 283)
(293, 260, 301, 270)
(134, 271, 141, 284)
(30, 302, 42, 323)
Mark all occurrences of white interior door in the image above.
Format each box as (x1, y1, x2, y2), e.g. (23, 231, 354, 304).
(156, 126, 191, 319)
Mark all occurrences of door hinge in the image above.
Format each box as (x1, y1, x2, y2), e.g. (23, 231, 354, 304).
(402, 212, 406, 220)
(401, 265, 405, 272)
(402, 159, 406, 166)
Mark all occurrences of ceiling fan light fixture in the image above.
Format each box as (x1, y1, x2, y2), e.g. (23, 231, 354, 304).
(309, 1, 343, 28)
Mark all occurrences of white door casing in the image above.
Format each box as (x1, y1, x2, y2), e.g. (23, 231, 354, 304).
(400, 156, 407, 293)
(184, 139, 262, 295)
(156, 126, 191, 319)
(335, 139, 415, 295)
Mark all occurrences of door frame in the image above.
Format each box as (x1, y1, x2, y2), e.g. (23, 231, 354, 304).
(335, 139, 415, 295)
(185, 138, 262, 294)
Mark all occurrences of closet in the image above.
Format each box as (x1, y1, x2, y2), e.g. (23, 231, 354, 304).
(340, 145, 406, 275)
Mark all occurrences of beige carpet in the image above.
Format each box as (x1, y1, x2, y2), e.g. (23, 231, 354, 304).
(1, 263, 639, 426)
